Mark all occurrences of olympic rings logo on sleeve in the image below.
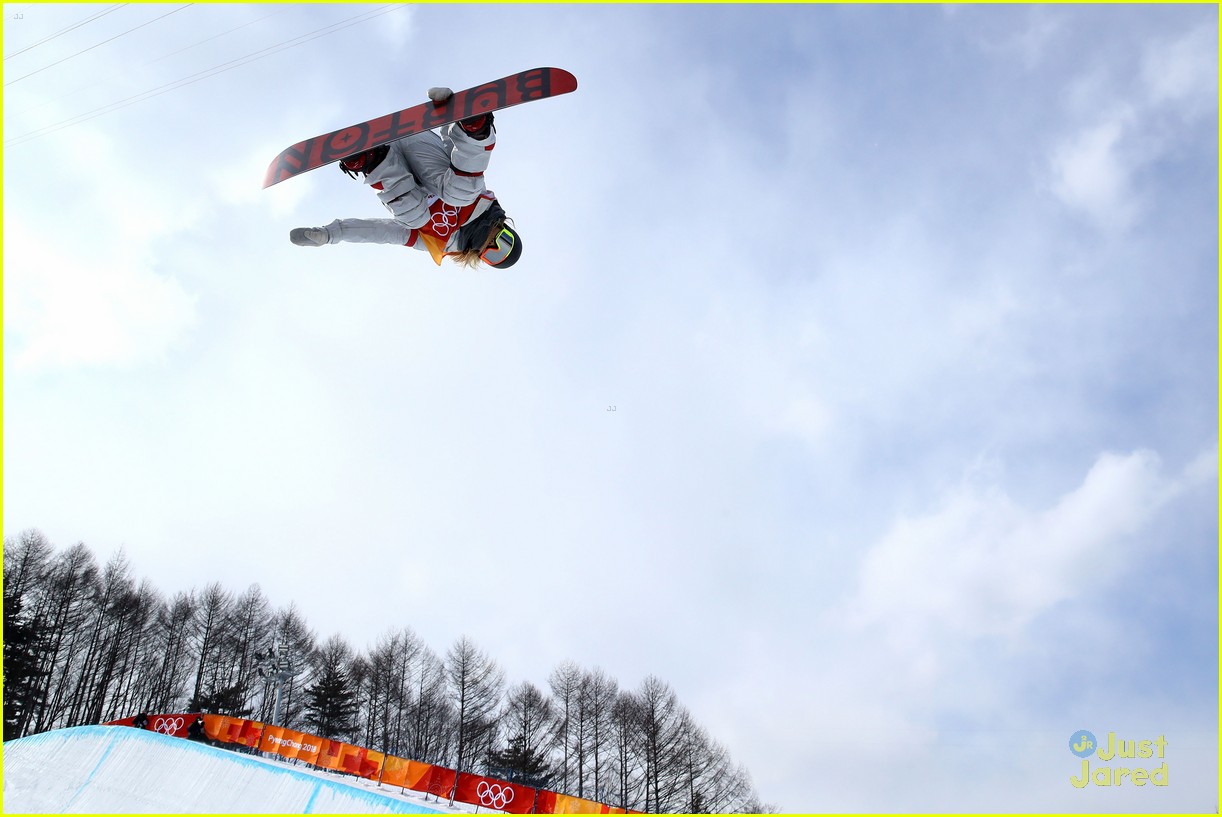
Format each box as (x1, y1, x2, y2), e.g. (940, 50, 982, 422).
(476, 780, 515, 810)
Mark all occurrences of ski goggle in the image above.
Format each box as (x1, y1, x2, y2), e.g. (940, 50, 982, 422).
(480, 228, 516, 266)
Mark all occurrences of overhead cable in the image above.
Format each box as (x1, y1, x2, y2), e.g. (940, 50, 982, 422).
(4, 4, 129, 61)
(5, 5, 194, 87)
(5, 5, 404, 148)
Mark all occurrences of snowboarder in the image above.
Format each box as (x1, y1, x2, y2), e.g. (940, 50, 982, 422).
(289, 86, 522, 269)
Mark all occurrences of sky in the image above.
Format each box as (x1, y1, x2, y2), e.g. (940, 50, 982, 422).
(3, 4, 1218, 812)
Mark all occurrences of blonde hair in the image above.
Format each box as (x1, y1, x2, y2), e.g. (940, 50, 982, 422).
(451, 215, 512, 269)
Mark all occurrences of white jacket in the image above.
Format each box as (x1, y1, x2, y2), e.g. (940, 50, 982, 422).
(324, 123, 498, 262)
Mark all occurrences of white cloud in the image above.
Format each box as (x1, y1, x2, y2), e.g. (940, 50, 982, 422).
(1047, 17, 1216, 231)
(370, 6, 416, 54)
(840, 445, 1214, 655)
(3, 218, 197, 372)
(210, 141, 317, 217)
(949, 5, 1066, 70)
(704, 444, 1218, 809)
(1141, 20, 1218, 115)
(56, 125, 203, 249)
(4, 116, 212, 368)
(1048, 111, 1138, 230)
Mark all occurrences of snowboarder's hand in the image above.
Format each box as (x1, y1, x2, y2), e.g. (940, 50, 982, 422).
(427, 87, 453, 105)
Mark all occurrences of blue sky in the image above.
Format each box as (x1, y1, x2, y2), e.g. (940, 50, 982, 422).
(3, 4, 1217, 811)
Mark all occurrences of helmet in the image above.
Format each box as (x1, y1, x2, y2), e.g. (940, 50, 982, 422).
(458, 199, 522, 268)
(480, 225, 523, 268)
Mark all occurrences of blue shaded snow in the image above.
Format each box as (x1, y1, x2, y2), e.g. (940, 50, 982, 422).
(2, 725, 449, 814)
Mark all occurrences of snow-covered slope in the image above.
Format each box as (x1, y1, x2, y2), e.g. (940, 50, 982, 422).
(2, 725, 454, 813)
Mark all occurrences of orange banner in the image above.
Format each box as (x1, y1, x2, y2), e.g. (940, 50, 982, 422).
(339, 743, 365, 775)
(260, 724, 288, 757)
(454, 771, 536, 814)
(296, 731, 323, 766)
(381, 756, 434, 790)
(136, 712, 628, 815)
(216, 715, 244, 744)
(550, 792, 609, 814)
(266, 725, 317, 762)
(237, 719, 264, 748)
(316, 738, 344, 771)
(360, 749, 386, 780)
(285, 729, 311, 762)
(421, 765, 456, 799)
(202, 713, 227, 742)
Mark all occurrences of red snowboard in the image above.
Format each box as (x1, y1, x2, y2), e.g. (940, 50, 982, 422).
(262, 67, 578, 188)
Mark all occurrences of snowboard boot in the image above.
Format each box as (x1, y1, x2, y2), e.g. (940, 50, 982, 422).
(290, 226, 330, 247)
(458, 111, 494, 140)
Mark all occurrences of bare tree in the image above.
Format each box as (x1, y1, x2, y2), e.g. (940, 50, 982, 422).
(636, 675, 685, 813)
(61, 549, 125, 727)
(491, 680, 557, 786)
(83, 555, 155, 724)
(361, 629, 402, 752)
(357, 626, 431, 757)
(146, 590, 197, 711)
(609, 690, 646, 810)
(222, 585, 274, 716)
(388, 627, 425, 756)
(674, 710, 720, 813)
(445, 635, 505, 783)
(31, 543, 99, 732)
(409, 643, 452, 765)
(187, 582, 233, 711)
(95, 578, 162, 722)
(3, 529, 54, 601)
(548, 660, 582, 793)
(579, 667, 618, 800)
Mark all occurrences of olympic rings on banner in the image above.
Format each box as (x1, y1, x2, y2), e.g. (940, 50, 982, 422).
(154, 715, 185, 735)
(476, 780, 515, 810)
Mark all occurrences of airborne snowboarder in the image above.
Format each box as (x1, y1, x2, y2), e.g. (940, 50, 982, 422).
(289, 86, 522, 269)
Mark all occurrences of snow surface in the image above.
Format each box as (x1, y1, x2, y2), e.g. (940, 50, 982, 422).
(2, 725, 488, 814)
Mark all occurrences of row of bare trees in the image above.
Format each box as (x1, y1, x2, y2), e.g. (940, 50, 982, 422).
(3, 530, 773, 812)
